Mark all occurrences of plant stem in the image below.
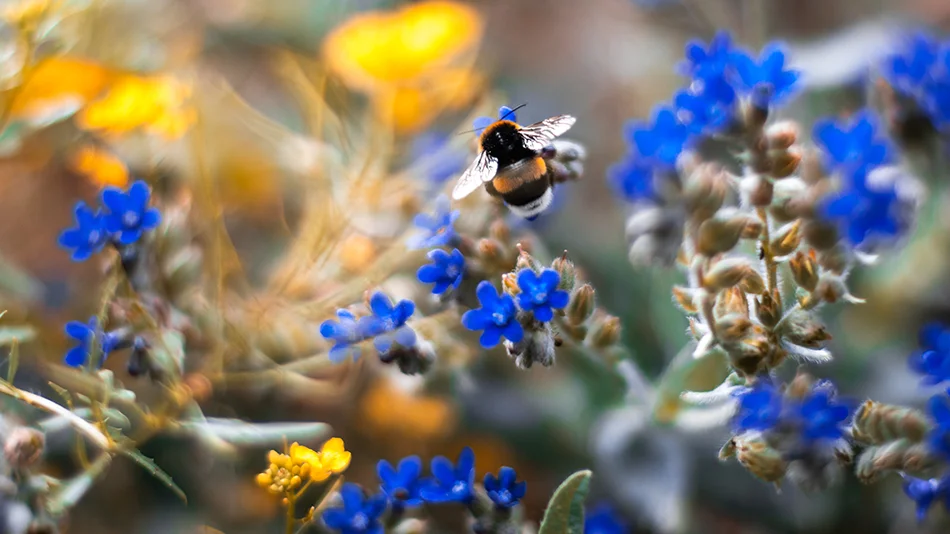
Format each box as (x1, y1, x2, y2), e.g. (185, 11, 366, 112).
(285, 494, 296, 534)
(0, 381, 111, 450)
(756, 207, 782, 310)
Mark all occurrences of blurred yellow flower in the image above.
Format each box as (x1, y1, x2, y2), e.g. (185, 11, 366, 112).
(70, 146, 129, 188)
(360, 379, 456, 441)
(323, 1, 484, 133)
(9, 57, 116, 124)
(310, 437, 351, 482)
(77, 75, 194, 139)
(3, 0, 51, 32)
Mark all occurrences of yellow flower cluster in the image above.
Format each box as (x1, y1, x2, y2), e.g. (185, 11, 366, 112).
(323, 1, 484, 133)
(77, 75, 194, 140)
(256, 438, 351, 496)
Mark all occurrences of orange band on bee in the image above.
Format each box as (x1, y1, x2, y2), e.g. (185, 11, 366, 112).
(491, 158, 546, 193)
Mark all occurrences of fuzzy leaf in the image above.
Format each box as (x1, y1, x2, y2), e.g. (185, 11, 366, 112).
(120, 448, 187, 503)
(653, 345, 730, 424)
(178, 419, 332, 447)
(0, 325, 35, 347)
(538, 469, 592, 534)
(46, 454, 112, 516)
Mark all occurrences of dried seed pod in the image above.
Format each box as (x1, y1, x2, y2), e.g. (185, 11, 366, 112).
(754, 289, 782, 328)
(789, 250, 819, 291)
(735, 435, 788, 483)
(851, 400, 931, 445)
(3, 427, 44, 470)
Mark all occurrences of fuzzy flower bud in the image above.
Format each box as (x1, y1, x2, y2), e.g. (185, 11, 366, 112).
(477, 238, 506, 266)
(852, 401, 931, 445)
(505, 323, 556, 369)
(683, 164, 728, 222)
(802, 220, 839, 250)
(697, 215, 750, 256)
(565, 283, 595, 325)
(768, 147, 801, 179)
(789, 250, 819, 291)
(489, 219, 510, 244)
(714, 314, 754, 344)
(703, 258, 766, 294)
(734, 435, 787, 483)
(551, 252, 576, 291)
(766, 121, 798, 150)
(754, 290, 782, 328)
(741, 174, 774, 207)
(813, 274, 862, 305)
(715, 287, 749, 318)
(769, 220, 802, 257)
(671, 286, 699, 314)
(586, 313, 621, 349)
(776, 310, 832, 349)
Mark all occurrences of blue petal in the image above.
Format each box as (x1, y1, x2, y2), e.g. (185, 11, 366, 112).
(339, 483, 365, 514)
(502, 321, 524, 343)
(430, 456, 455, 485)
(370, 292, 394, 319)
(533, 306, 554, 323)
(128, 180, 151, 211)
(472, 116, 495, 134)
(479, 326, 502, 348)
(64, 346, 88, 367)
(462, 309, 492, 331)
(100, 187, 127, 214)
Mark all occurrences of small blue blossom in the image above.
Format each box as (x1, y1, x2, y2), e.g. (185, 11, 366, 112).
(461, 281, 524, 348)
(473, 105, 519, 135)
(792, 381, 852, 442)
(412, 133, 467, 184)
(673, 86, 734, 135)
(607, 154, 655, 202)
(813, 111, 892, 178)
(884, 33, 939, 95)
(419, 446, 476, 504)
(515, 268, 569, 322)
(101, 180, 162, 246)
(407, 196, 460, 250)
(58, 202, 108, 261)
(680, 31, 736, 79)
(623, 106, 691, 167)
(901, 474, 950, 523)
(416, 248, 465, 295)
(322, 483, 387, 534)
(909, 323, 950, 387)
(926, 394, 950, 460)
(64, 317, 121, 368)
(731, 382, 783, 433)
(730, 44, 800, 107)
(821, 168, 902, 246)
(377, 456, 424, 508)
(367, 292, 416, 354)
(483, 466, 526, 509)
(921, 47, 950, 129)
(584, 503, 628, 534)
(320, 310, 375, 363)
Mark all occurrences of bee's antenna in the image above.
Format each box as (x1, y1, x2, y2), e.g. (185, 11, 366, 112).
(457, 103, 529, 136)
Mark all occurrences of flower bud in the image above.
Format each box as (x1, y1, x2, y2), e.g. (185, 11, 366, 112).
(551, 252, 576, 291)
(505, 324, 556, 369)
(816, 244, 848, 274)
(741, 174, 773, 207)
(855, 440, 911, 483)
(768, 147, 801, 179)
(683, 163, 728, 222)
(714, 313, 753, 344)
(766, 121, 798, 149)
(586, 313, 621, 349)
(501, 272, 519, 296)
(735, 435, 787, 483)
(789, 250, 819, 291)
(476, 238, 505, 265)
(754, 289, 782, 328)
(799, 147, 826, 185)
(852, 400, 930, 445)
(769, 220, 802, 257)
(515, 247, 537, 272)
(697, 217, 746, 256)
(3, 427, 44, 470)
(671, 286, 699, 313)
(489, 219, 510, 244)
(715, 287, 748, 318)
(566, 284, 595, 325)
(813, 274, 862, 304)
(777, 310, 832, 348)
(725, 332, 770, 376)
(802, 220, 838, 250)
(703, 258, 765, 294)
(784, 371, 815, 399)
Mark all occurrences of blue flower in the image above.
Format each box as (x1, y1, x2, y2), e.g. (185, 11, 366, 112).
(515, 268, 569, 322)
(926, 394, 950, 460)
(483, 467, 526, 509)
(920, 47, 950, 129)
(813, 111, 892, 178)
(730, 43, 800, 107)
(377, 456, 424, 508)
(623, 106, 691, 168)
(64, 317, 121, 368)
(412, 133, 467, 184)
(417, 248, 465, 295)
(100, 180, 161, 246)
(885, 33, 940, 95)
(461, 281, 524, 348)
(680, 31, 736, 79)
(322, 483, 387, 534)
(731, 382, 783, 433)
(909, 323, 950, 387)
(473, 105, 519, 135)
(607, 154, 655, 202)
(821, 169, 902, 246)
(673, 86, 735, 135)
(407, 196, 460, 250)
(367, 292, 416, 354)
(58, 202, 108, 261)
(320, 310, 375, 363)
(584, 503, 628, 534)
(792, 381, 852, 442)
(902, 474, 949, 523)
(419, 446, 476, 503)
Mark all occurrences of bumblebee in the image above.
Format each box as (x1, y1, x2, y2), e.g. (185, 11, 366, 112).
(452, 109, 576, 220)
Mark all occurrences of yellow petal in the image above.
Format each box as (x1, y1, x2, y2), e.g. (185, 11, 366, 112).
(70, 146, 129, 188)
(10, 57, 115, 123)
(308, 467, 332, 483)
(322, 451, 352, 474)
(320, 437, 346, 455)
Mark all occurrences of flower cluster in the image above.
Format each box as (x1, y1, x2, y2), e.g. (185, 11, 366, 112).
(883, 32, 950, 130)
(63, 316, 125, 368)
(58, 180, 161, 261)
(319, 292, 423, 370)
(256, 438, 352, 501)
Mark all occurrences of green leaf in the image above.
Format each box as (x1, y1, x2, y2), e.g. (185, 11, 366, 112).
(6, 337, 18, 383)
(652, 345, 729, 425)
(47, 454, 112, 516)
(120, 448, 187, 503)
(539, 469, 592, 534)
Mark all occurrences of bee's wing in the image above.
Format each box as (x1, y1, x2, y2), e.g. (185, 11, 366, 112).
(518, 115, 576, 151)
(452, 150, 498, 200)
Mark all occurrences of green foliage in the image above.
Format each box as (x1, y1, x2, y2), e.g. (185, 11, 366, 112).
(538, 469, 592, 534)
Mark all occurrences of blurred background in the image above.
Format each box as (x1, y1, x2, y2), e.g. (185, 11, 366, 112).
(3, 0, 950, 532)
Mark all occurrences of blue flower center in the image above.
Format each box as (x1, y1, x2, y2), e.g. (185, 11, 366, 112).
(496, 489, 512, 504)
(532, 290, 548, 304)
(491, 312, 507, 326)
(451, 480, 468, 495)
(87, 229, 101, 245)
(123, 210, 140, 227)
(445, 265, 460, 279)
(350, 512, 368, 530)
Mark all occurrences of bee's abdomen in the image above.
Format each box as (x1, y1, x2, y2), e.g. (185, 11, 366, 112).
(490, 157, 546, 194)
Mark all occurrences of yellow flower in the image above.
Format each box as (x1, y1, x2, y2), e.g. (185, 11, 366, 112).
(360, 379, 456, 441)
(77, 75, 194, 139)
(323, 1, 484, 133)
(257, 439, 350, 492)
(10, 57, 116, 124)
(289, 442, 322, 473)
(70, 146, 129, 188)
(317, 437, 351, 475)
